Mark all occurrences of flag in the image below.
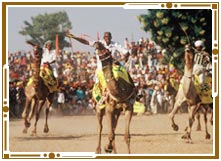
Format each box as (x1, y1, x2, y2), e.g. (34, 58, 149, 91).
(55, 34, 60, 56)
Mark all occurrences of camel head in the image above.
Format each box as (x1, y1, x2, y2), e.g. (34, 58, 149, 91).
(33, 45, 43, 59)
(26, 41, 43, 59)
(94, 42, 106, 51)
(94, 42, 112, 66)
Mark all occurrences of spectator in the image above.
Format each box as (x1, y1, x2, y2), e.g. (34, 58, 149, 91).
(57, 86, 66, 113)
(9, 81, 18, 117)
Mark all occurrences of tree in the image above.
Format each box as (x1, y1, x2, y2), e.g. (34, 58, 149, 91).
(138, 9, 212, 70)
(19, 11, 72, 49)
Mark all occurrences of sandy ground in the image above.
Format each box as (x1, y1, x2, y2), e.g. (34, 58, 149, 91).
(9, 112, 213, 155)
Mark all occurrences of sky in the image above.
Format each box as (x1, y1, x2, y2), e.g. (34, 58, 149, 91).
(7, 6, 150, 53)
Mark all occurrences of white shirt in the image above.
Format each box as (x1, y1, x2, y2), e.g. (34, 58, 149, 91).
(57, 92, 65, 103)
(41, 48, 58, 77)
(41, 48, 56, 65)
(89, 40, 129, 69)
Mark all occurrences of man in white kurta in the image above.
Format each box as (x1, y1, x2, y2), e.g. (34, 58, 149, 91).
(41, 40, 58, 90)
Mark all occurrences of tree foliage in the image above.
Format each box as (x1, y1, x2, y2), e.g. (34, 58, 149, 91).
(138, 9, 212, 70)
(19, 11, 72, 49)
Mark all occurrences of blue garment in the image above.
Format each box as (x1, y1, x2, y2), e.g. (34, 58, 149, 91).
(149, 89, 153, 96)
(76, 89, 84, 100)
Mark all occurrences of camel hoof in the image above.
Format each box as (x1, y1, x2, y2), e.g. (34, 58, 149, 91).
(44, 127, 49, 133)
(104, 145, 113, 153)
(31, 132, 36, 136)
(96, 148, 101, 154)
(22, 128, 28, 134)
(25, 122, 31, 128)
(172, 124, 179, 131)
(186, 139, 193, 144)
(181, 134, 187, 139)
(206, 134, 210, 139)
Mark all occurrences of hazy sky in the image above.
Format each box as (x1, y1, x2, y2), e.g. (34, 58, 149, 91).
(7, 6, 150, 53)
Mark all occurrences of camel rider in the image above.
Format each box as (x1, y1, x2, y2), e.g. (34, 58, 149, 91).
(41, 40, 59, 91)
(67, 31, 130, 83)
(67, 32, 132, 106)
(192, 40, 211, 85)
(67, 32, 130, 69)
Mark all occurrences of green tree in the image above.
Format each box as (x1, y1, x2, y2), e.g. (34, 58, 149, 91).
(138, 9, 212, 70)
(19, 11, 72, 49)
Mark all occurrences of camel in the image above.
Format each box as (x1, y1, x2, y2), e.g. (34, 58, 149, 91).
(168, 45, 212, 143)
(22, 41, 55, 135)
(93, 42, 136, 154)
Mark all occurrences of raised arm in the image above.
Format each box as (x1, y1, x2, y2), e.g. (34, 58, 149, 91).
(66, 33, 90, 45)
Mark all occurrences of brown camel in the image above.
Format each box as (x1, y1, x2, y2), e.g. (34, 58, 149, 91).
(93, 42, 136, 154)
(168, 45, 212, 143)
(22, 41, 54, 135)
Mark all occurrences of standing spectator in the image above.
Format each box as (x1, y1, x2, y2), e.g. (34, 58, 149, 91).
(127, 52, 138, 71)
(57, 86, 66, 113)
(76, 86, 86, 114)
(16, 81, 26, 118)
(9, 81, 18, 117)
(124, 37, 131, 50)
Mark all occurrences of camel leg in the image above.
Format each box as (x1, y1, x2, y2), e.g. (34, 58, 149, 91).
(202, 106, 210, 139)
(195, 112, 201, 131)
(32, 99, 45, 135)
(22, 98, 30, 119)
(168, 100, 182, 131)
(96, 108, 105, 154)
(104, 107, 115, 153)
(111, 109, 121, 154)
(124, 105, 133, 154)
(22, 98, 32, 133)
(27, 98, 37, 122)
(182, 105, 195, 143)
(44, 93, 54, 133)
(44, 106, 50, 133)
(210, 110, 213, 126)
(113, 109, 121, 131)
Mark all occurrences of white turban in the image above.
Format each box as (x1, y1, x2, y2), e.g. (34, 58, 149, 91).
(194, 40, 204, 47)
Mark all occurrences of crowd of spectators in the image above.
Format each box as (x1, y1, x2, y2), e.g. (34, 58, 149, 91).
(8, 37, 185, 118)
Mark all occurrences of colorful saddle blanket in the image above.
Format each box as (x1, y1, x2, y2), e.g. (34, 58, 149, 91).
(96, 64, 133, 91)
(27, 66, 57, 93)
(92, 83, 105, 109)
(179, 75, 212, 104)
(92, 64, 133, 109)
(40, 66, 57, 93)
(194, 75, 212, 104)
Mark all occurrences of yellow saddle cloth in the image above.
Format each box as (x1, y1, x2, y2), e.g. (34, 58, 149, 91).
(92, 64, 133, 109)
(194, 75, 212, 104)
(92, 83, 105, 109)
(27, 66, 57, 93)
(96, 64, 132, 91)
(178, 75, 212, 104)
(40, 66, 57, 93)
